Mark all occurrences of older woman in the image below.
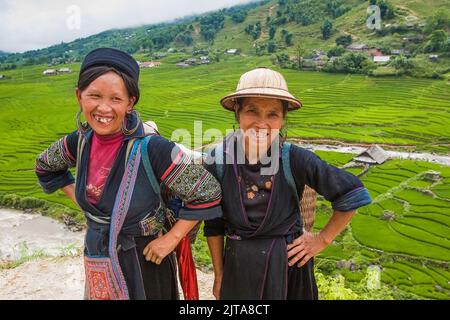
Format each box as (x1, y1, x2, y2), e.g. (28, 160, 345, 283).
(204, 67, 372, 300)
(35, 48, 222, 300)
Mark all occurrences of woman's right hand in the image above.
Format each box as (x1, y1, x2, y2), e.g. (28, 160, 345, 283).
(213, 274, 223, 300)
(61, 184, 78, 207)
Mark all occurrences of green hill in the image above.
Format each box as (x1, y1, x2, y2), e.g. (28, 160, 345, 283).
(0, 0, 449, 300)
(1, 0, 449, 78)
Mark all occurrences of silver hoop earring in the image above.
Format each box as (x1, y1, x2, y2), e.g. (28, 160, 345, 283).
(122, 110, 141, 136)
(76, 111, 90, 133)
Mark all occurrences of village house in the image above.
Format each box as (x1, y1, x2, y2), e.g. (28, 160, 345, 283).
(373, 55, 391, 64)
(312, 49, 326, 60)
(0, 74, 5, 80)
(346, 43, 369, 51)
(139, 61, 162, 68)
(428, 54, 439, 62)
(300, 59, 317, 71)
(226, 49, 239, 55)
(185, 58, 198, 65)
(391, 49, 404, 55)
(176, 62, 190, 68)
(43, 69, 57, 76)
(199, 56, 210, 64)
(58, 68, 72, 74)
(354, 145, 389, 165)
(368, 49, 383, 57)
(391, 49, 411, 56)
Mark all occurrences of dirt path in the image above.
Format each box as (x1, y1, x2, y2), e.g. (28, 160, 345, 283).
(0, 255, 214, 300)
(0, 209, 215, 300)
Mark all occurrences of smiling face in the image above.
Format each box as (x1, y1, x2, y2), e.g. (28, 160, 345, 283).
(237, 97, 285, 159)
(76, 71, 136, 136)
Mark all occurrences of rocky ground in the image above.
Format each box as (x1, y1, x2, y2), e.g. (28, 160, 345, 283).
(0, 208, 214, 300)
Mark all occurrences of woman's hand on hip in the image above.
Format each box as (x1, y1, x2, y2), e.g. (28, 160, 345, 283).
(287, 231, 329, 268)
(143, 232, 179, 265)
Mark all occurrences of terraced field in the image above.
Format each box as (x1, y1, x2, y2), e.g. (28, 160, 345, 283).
(314, 153, 450, 300)
(0, 58, 449, 299)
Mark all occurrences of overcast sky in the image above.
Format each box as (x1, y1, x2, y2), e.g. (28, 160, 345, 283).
(0, 0, 256, 53)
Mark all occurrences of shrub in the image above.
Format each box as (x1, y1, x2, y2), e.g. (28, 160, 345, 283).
(335, 35, 352, 47)
(327, 45, 346, 57)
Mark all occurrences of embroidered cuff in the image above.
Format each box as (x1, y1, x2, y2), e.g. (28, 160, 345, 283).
(179, 205, 223, 221)
(332, 187, 372, 212)
(39, 171, 75, 194)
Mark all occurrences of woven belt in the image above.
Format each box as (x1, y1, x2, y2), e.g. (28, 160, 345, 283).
(85, 211, 111, 225)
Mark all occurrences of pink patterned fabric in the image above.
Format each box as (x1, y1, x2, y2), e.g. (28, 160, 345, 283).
(84, 256, 124, 300)
(86, 131, 124, 204)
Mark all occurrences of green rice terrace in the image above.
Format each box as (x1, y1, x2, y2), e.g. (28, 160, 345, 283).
(0, 56, 449, 299)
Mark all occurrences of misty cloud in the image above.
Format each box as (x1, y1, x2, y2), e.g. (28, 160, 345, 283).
(0, 0, 255, 53)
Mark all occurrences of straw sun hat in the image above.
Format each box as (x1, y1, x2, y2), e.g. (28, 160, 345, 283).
(220, 67, 302, 112)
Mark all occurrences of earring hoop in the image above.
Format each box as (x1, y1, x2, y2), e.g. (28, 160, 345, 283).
(122, 110, 141, 136)
(76, 111, 90, 133)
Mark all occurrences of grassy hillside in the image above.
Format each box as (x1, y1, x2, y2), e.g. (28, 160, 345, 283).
(0, 57, 449, 299)
(2, 0, 449, 78)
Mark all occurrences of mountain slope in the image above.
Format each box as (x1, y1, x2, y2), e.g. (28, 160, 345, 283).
(1, 0, 449, 77)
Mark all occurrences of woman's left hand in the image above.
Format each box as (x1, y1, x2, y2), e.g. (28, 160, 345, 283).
(287, 231, 329, 268)
(143, 232, 179, 265)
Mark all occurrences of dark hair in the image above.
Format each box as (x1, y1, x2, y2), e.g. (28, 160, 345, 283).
(77, 65, 140, 105)
(235, 97, 288, 121)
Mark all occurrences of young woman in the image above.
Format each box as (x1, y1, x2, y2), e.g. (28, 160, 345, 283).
(204, 67, 372, 300)
(35, 48, 222, 300)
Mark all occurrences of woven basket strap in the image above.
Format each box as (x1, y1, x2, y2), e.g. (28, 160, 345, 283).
(140, 135, 160, 196)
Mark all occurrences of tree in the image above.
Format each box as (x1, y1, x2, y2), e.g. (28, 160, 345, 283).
(231, 11, 247, 23)
(200, 12, 225, 42)
(269, 25, 277, 40)
(425, 10, 450, 34)
(377, 0, 395, 19)
(285, 33, 294, 46)
(390, 55, 414, 71)
(267, 41, 277, 53)
(324, 52, 374, 74)
(335, 35, 352, 47)
(321, 19, 333, 40)
(255, 43, 266, 56)
(141, 38, 154, 52)
(424, 30, 448, 52)
(327, 45, 346, 57)
(175, 32, 193, 46)
(275, 52, 290, 68)
(295, 44, 305, 70)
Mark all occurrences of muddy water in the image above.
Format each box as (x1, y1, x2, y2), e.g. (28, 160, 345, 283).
(300, 144, 450, 166)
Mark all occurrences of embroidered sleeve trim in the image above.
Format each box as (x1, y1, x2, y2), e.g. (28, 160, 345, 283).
(162, 152, 222, 209)
(36, 137, 77, 173)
